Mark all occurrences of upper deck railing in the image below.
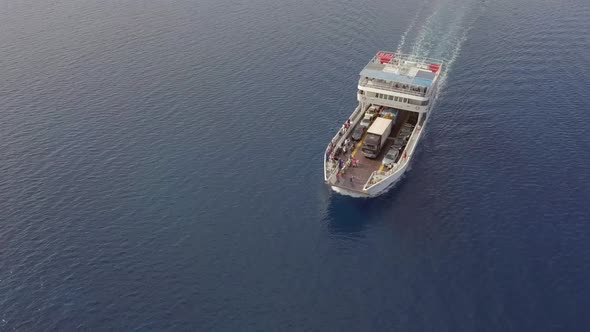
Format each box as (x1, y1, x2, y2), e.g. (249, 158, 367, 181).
(368, 52, 444, 68)
(358, 52, 444, 97)
(358, 78, 429, 97)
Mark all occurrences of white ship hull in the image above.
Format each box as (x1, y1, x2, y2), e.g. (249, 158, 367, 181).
(327, 110, 429, 197)
(323, 52, 442, 198)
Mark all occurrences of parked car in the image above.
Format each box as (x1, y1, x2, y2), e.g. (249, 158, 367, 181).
(399, 124, 414, 134)
(366, 105, 380, 116)
(351, 125, 366, 141)
(360, 113, 374, 128)
(382, 147, 400, 167)
(392, 137, 406, 149)
(398, 128, 413, 139)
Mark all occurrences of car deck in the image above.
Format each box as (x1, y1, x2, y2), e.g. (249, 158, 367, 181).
(332, 110, 411, 192)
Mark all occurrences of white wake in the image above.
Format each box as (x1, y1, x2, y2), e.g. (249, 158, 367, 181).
(398, 0, 487, 89)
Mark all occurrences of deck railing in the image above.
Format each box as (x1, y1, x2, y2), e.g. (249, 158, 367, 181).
(359, 78, 428, 97)
(324, 105, 365, 181)
(367, 53, 444, 68)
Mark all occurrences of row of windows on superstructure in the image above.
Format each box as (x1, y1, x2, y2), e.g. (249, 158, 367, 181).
(374, 93, 428, 106)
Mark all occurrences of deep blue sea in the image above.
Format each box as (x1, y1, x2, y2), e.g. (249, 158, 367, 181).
(1, 0, 590, 330)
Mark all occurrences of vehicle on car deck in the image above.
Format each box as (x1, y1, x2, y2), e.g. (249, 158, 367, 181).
(351, 126, 366, 141)
(382, 147, 400, 168)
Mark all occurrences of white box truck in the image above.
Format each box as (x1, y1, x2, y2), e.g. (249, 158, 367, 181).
(362, 117, 393, 158)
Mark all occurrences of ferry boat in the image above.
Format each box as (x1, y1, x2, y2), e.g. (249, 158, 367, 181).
(323, 51, 443, 197)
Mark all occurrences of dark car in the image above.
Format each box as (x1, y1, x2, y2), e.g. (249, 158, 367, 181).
(351, 125, 366, 141)
(392, 137, 406, 149)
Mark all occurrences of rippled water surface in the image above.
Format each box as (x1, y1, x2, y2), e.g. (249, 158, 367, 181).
(1, 0, 589, 330)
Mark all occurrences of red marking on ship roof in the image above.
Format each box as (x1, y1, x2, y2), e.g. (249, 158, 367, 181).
(376, 52, 394, 64)
(429, 64, 440, 72)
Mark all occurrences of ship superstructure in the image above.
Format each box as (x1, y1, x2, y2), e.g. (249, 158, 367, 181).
(323, 52, 443, 196)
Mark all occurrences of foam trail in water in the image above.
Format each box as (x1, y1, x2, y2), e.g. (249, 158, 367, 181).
(396, 0, 487, 89)
(395, 1, 428, 53)
(348, 0, 487, 198)
(410, 8, 439, 57)
(435, 2, 486, 91)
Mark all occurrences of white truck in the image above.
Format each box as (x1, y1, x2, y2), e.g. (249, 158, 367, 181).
(361, 117, 393, 158)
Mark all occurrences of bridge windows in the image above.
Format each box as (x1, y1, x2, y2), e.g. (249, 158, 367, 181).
(408, 99, 429, 106)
